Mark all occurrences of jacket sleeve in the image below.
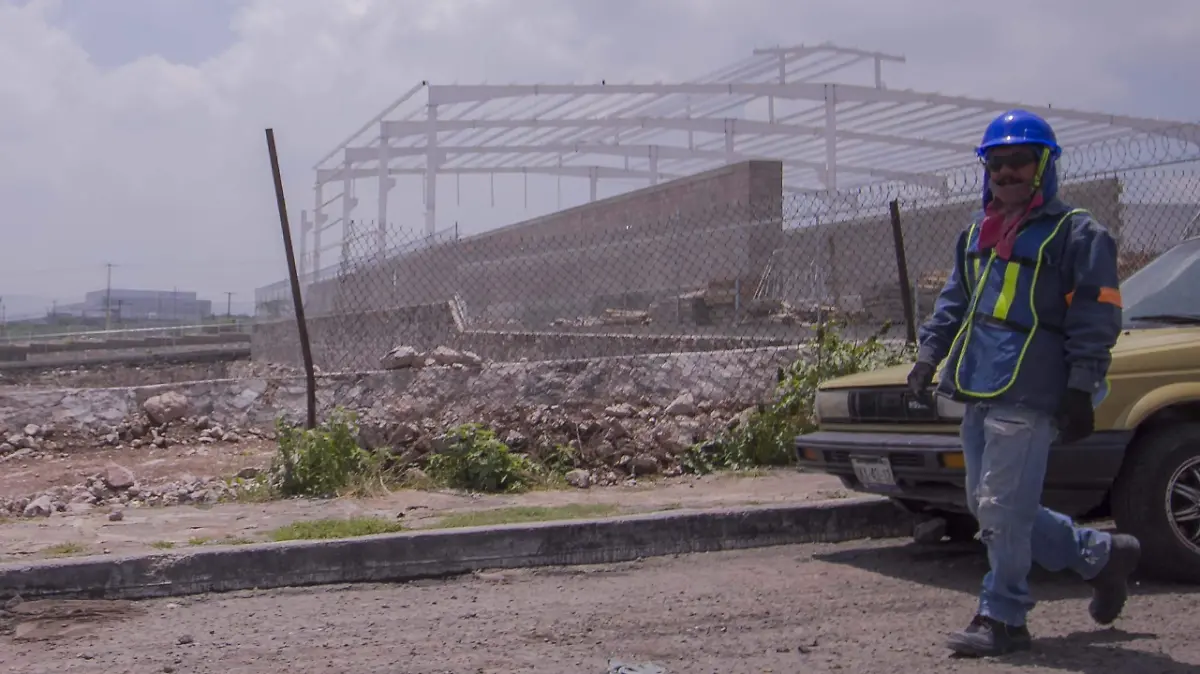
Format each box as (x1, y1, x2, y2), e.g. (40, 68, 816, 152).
(1062, 215, 1124, 393)
(916, 229, 971, 366)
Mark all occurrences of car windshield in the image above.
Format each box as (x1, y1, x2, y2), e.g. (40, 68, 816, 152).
(1121, 237, 1200, 327)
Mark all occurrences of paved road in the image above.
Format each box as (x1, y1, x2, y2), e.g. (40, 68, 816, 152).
(5, 538, 1198, 673)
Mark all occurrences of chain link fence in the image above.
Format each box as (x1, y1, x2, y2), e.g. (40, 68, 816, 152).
(254, 127, 1200, 405)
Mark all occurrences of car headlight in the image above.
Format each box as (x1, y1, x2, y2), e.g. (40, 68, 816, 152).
(936, 396, 965, 421)
(815, 390, 851, 422)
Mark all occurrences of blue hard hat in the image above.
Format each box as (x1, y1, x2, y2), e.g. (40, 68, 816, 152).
(977, 109, 1061, 158)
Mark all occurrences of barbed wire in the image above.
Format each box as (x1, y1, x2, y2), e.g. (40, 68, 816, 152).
(802, 121, 1200, 215)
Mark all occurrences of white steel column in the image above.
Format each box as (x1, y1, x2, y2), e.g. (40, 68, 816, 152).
(685, 97, 695, 148)
(824, 84, 838, 191)
(649, 145, 659, 185)
(424, 103, 439, 237)
(313, 184, 325, 275)
(556, 155, 563, 208)
(589, 167, 598, 202)
(377, 124, 394, 254)
(341, 159, 354, 266)
(770, 53, 786, 122)
(299, 209, 309, 291)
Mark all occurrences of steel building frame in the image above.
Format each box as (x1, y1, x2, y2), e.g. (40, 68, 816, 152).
(306, 42, 1197, 276)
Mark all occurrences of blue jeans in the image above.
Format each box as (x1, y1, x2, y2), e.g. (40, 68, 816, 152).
(961, 403, 1113, 626)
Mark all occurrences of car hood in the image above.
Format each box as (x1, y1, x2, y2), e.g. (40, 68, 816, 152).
(819, 326, 1200, 390)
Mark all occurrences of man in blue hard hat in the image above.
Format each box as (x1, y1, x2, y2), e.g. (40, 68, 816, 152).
(906, 109, 1141, 657)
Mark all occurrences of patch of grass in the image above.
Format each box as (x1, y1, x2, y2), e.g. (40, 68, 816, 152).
(685, 319, 915, 474)
(0, 517, 12, 526)
(425, 424, 536, 493)
(269, 516, 406, 542)
(187, 536, 211, 546)
(149, 540, 176, 550)
(270, 408, 395, 499)
(42, 542, 87, 557)
(434, 503, 620, 529)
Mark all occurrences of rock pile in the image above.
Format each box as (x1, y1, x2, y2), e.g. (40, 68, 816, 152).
(356, 391, 756, 487)
(1, 388, 761, 517)
(0, 390, 264, 458)
(380, 345, 484, 370)
(0, 424, 60, 463)
(2, 464, 264, 518)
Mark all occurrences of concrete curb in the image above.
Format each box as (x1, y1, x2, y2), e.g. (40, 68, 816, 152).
(0, 497, 909, 601)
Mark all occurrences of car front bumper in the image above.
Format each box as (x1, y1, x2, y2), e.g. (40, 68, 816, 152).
(794, 429, 1133, 518)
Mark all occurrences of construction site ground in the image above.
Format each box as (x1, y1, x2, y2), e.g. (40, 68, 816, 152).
(4, 538, 1197, 673)
(0, 449, 850, 561)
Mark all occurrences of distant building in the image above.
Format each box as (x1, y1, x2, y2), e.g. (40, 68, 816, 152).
(56, 289, 212, 322)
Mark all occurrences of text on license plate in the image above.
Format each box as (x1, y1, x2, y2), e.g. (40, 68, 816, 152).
(851, 456, 897, 488)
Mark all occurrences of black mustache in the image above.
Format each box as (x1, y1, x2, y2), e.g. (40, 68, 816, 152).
(993, 177, 1024, 186)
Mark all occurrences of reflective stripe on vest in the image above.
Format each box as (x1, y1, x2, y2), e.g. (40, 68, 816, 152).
(949, 208, 1087, 399)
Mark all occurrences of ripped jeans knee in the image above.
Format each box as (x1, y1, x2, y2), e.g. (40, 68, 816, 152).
(974, 496, 1017, 546)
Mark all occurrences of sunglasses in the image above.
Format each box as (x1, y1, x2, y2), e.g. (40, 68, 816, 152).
(982, 151, 1040, 172)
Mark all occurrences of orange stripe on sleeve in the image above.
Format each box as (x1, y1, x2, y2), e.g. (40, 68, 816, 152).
(1098, 287, 1122, 308)
(1065, 287, 1122, 308)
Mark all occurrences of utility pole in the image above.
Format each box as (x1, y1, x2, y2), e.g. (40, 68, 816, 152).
(225, 291, 234, 319)
(104, 262, 114, 331)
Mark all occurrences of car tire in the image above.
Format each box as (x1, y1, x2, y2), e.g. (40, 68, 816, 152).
(1111, 423, 1200, 584)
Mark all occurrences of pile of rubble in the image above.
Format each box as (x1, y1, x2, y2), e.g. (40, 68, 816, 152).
(2, 389, 756, 517)
(1, 390, 269, 516)
(3, 463, 264, 518)
(380, 345, 485, 370)
(356, 391, 755, 488)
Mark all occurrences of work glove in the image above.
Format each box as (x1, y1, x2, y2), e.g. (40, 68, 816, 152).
(1056, 388, 1095, 445)
(907, 361, 936, 405)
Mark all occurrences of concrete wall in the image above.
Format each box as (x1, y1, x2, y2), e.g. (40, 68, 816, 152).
(302, 160, 784, 321)
(252, 303, 799, 372)
(760, 176, 1124, 319)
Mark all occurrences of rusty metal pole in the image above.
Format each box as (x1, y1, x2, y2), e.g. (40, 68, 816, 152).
(265, 128, 318, 429)
(888, 199, 918, 344)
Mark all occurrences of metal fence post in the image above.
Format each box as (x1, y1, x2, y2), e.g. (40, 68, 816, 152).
(888, 199, 918, 344)
(265, 128, 318, 429)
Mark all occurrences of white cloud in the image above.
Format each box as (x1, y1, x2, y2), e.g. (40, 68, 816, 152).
(0, 0, 1197, 309)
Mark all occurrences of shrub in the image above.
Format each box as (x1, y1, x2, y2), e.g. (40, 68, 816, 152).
(690, 319, 915, 473)
(270, 408, 387, 498)
(424, 424, 536, 493)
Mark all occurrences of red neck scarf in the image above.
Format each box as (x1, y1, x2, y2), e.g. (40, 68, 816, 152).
(978, 192, 1044, 260)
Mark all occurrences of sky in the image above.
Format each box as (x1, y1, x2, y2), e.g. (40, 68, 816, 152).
(1, 0, 1198, 318)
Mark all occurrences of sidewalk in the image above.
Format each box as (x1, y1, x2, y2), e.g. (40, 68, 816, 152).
(0, 469, 851, 562)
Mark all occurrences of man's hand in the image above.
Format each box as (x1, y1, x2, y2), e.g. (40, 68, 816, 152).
(907, 361, 936, 404)
(1056, 388, 1095, 444)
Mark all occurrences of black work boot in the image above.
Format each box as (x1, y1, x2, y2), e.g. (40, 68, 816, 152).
(946, 614, 1032, 657)
(1087, 533, 1141, 625)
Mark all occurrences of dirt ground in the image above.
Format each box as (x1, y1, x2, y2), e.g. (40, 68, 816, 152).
(4, 538, 1197, 673)
(0, 438, 277, 497)
(0, 469, 850, 561)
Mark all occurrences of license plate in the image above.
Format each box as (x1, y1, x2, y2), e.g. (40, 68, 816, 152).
(851, 456, 897, 489)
